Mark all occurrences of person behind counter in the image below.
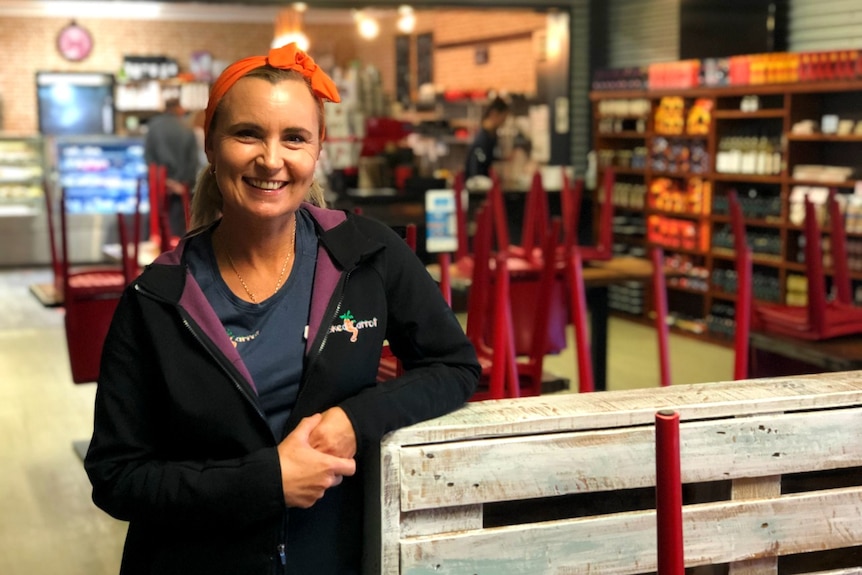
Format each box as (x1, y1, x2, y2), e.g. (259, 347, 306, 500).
(84, 43, 480, 575)
(464, 95, 510, 186)
(144, 97, 200, 236)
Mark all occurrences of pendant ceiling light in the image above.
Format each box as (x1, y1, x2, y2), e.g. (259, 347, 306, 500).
(272, 3, 309, 51)
(354, 10, 380, 40)
(397, 5, 416, 34)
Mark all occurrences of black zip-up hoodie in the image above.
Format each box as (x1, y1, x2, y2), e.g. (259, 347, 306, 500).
(84, 203, 479, 574)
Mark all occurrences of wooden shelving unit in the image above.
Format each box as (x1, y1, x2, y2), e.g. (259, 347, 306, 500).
(591, 80, 862, 343)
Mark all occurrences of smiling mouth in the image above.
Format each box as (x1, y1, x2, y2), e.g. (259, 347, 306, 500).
(246, 178, 285, 191)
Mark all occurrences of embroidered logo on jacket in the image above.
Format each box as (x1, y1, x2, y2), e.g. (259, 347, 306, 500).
(331, 310, 378, 343)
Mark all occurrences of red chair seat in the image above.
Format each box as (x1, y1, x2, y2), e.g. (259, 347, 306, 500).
(752, 190, 862, 342)
(756, 301, 862, 340)
(64, 293, 122, 384)
(58, 186, 126, 384)
(67, 270, 126, 291)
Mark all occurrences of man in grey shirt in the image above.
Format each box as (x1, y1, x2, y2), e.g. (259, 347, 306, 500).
(145, 97, 200, 236)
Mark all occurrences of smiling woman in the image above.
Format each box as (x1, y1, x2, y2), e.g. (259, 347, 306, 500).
(83, 42, 479, 575)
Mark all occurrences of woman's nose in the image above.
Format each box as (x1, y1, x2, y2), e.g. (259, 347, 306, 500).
(257, 142, 283, 170)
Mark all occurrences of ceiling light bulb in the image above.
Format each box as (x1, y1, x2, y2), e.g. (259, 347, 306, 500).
(397, 7, 415, 34)
(358, 16, 379, 40)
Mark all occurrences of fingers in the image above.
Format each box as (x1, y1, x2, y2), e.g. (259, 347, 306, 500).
(278, 414, 355, 508)
(294, 413, 323, 438)
(308, 407, 357, 459)
(330, 452, 357, 478)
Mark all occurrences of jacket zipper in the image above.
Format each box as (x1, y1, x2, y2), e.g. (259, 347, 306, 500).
(277, 543, 287, 567)
(183, 316, 267, 418)
(270, 270, 350, 573)
(135, 283, 267, 421)
(139, 284, 292, 570)
(138, 269, 354, 572)
(293, 270, 351, 409)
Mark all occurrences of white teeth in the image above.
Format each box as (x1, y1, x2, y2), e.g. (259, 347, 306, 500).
(248, 179, 283, 190)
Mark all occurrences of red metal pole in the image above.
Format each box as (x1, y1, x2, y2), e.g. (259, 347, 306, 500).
(567, 248, 594, 393)
(437, 252, 452, 308)
(652, 248, 672, 387)
(655, 409, 684, 575)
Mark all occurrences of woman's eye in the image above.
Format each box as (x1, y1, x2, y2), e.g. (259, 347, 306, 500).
(235, 130, 259, 140)
(284, 133, 308, 145)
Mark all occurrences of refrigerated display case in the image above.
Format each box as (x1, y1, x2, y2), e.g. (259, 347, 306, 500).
(52, 135, 149, 265)
(0, 134, 50, 266)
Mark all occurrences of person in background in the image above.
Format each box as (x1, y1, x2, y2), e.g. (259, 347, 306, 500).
(464, 95, 510, 187)
(85, 43, 479, 575)
(144, 97, 200, 236)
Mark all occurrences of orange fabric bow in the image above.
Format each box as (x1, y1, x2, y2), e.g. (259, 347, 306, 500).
(204, 43, 340, 142)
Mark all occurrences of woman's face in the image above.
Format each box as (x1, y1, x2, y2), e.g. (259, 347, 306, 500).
(206, 76, 321, 221)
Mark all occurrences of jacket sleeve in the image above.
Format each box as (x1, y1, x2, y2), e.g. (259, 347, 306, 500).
(337, 224, 480, 455)
(84, 287, 286, 529)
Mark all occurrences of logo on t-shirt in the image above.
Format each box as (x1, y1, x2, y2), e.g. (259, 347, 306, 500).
(226, 328, 259, 348)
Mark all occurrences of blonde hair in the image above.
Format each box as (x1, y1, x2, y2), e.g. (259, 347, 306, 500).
(190, 67, 327, 229)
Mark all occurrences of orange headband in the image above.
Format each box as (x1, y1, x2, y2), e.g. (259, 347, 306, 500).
(203, 43, 340, 143)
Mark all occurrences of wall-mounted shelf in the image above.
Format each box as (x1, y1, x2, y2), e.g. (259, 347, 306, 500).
(591, 79, 862, 343)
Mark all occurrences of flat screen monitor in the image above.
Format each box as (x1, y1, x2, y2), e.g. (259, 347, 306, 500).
(36, 72, 115, 136)
(55, 136, 149, 215)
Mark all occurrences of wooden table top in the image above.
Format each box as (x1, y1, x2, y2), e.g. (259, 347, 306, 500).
(750, 329, 862, 372)
(426, 255, 656, 289)
(102, 240, 161, 267)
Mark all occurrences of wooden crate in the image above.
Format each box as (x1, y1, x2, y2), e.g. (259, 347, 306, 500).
(368, 372, 862, 574)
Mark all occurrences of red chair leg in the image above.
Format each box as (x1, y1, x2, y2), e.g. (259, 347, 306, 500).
(489, 251, 517, 399)
(652, 247, 672, 387)
(438, 252, 452, 308)
(734, 246, 752, 380)
(566, 248, 594, 393)
(804, 196, 827, 336)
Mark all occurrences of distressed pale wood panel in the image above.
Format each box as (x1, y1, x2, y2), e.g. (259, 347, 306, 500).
(379, 374, 862, 574)
(729, 470, 782, 574)
(399, 486, 862, 575)
(400, 505, 482, 538)
(398, 407, 862, 511)
(384, 375, 862, 446)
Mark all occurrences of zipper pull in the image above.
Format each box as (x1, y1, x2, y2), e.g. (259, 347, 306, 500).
(277, 543, 287, 566)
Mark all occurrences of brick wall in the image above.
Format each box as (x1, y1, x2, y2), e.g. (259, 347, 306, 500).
(0, 10, 547, 134)
(417, 10, 547, 94)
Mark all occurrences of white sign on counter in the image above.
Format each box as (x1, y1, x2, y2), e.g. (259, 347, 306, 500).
(424, 189, 458, 254)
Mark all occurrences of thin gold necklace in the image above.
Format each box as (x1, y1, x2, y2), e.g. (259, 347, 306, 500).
(225, 217, 296, 303)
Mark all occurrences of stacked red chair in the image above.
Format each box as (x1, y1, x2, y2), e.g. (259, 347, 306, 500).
(58, 187, 127, 384)
(754, 191, 862, 340)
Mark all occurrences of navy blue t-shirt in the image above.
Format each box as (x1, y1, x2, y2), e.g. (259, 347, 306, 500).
(186, 210, 318, 440)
